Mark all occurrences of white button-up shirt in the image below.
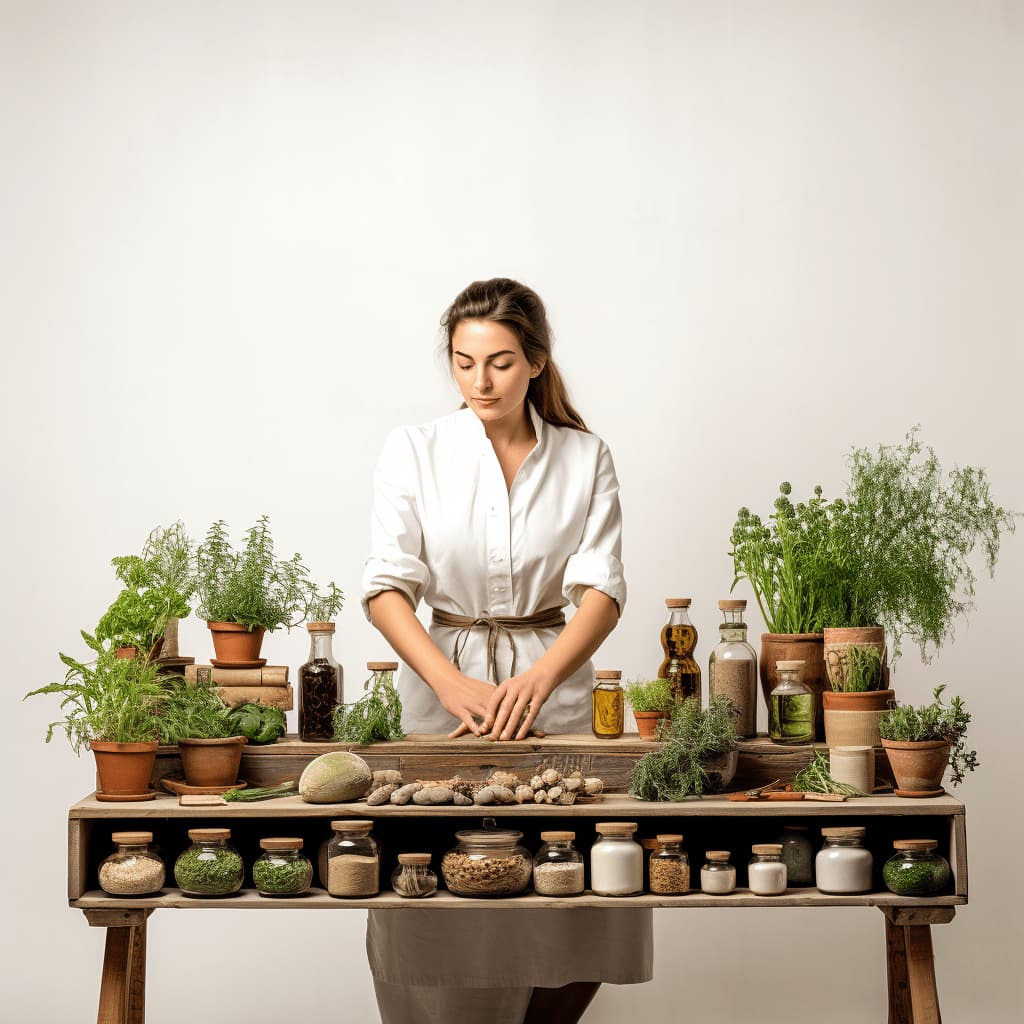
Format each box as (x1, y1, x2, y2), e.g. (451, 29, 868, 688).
(361, 401, 626, 734)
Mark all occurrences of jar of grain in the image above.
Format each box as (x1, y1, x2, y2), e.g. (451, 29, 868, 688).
(748, 843, 787, 895)
(174, 828, 244, 897)
(649, 834, 689, 895)
(776, 824, 814, 887)
(709, 599, 758, 737)
(327, 820, 379, 898)
(883, 840, 951, 896)
(391, 853, 438, 899)
(98, 832, 165, 896)
(592, 670, 624, 738)
(253, 838, 313, 897)
(701, 851, 736, 894)
(533, 831, 584, 897)
(442, 829, 532, 897)
(591, 822, 642, 896)
(816, 827, 873, 894)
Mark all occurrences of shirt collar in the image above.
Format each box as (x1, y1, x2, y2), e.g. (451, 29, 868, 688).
(462, 400, 545, 452)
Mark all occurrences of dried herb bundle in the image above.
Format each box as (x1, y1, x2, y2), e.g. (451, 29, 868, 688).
(332, 668, 405, 744)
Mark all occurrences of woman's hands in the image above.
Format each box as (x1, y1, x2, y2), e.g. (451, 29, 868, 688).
(447, 669, 557, 741)
(433, 674, 496, 738)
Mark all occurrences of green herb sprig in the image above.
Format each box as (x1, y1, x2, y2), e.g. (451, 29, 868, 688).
(792, 750, 864, 796)
(159, 676, 237, 743)
(622, 677, 675, 713)
(222, 781, 297, 802)
(332, 668, 405, 744)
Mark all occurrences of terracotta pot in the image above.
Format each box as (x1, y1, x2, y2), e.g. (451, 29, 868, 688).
(207, 622, 266, 665)
(824, 709, 886, 748)
(633, 710, 670, 740)
(91, 740, 159, 797)
(823, 626, 887, 691)
(881, 739, 951, 794)
(114, 646, 138, 660)
(821, 689, 896, 712)
(760, 633, 826, 740)
(178, 736, 247, 787)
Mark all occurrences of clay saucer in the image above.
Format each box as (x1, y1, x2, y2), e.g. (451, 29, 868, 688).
(161, 774, 247, 796)
(210, 658, 267, 668)
(95, 791, 158, 803)
(894, 788, 945, 799)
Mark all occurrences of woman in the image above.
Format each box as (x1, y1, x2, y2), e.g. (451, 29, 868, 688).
(361, 278, 653, 1024)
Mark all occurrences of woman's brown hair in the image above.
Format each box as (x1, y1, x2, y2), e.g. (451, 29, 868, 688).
(441, 278, 588, 432)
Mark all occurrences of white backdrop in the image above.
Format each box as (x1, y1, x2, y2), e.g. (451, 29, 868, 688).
(3, 2, 1022, 1020)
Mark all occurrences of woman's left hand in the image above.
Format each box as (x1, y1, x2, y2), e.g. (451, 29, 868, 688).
(472, 670, 557, 741)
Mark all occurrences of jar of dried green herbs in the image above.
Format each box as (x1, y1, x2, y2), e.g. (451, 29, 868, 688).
(883, 839, 951, 896)
(253, 838, 313, 897)
(174, 828, 244, 897)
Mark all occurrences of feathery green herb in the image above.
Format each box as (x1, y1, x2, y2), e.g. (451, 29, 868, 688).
(332, 668, 405, 744)
(159, 676, 238, 742)
(222, 781, 297, 802)
(792, 750, 864, 796)
(174, 847, 243, 894)
(622, 677, 675, 713)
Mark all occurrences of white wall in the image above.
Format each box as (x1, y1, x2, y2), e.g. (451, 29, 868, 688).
(3, 1, 1022, 1020)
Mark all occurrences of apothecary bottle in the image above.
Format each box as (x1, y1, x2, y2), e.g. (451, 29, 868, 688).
(327, 820, 379, 898)
(709, 599, 758, 737)
(883, 839, 951, 896)
(591, 822, 642, 896)
(659, 599, 701, 704)
(768, 659, 813, 744)
(748, 844, 787, 895)
(817, 827, 873, 894)
(299, 622, 343, 742)
(700, 851, 736, 894)
(649, 834, 689, 895)
(592, 670, 624, 739)
(391, 853, 438, 899)
(98, 831, 165, 896)
(252, 838, 313, 897)
(533, 831, 584, 897)
(174, 828, 244, 897)
(442, 829, 533, 897)
(776, 824, 814, 887)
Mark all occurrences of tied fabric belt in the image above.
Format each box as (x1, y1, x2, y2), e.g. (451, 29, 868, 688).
(431, 606, 566, 684)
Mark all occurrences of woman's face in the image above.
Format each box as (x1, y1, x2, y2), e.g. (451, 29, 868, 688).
(451, 319, 544, 428)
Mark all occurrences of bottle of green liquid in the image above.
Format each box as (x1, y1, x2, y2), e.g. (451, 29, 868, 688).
(768, 659, 813, 744)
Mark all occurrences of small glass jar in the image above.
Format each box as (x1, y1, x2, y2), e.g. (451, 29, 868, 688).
(533, 831, 584, 897)
(748, 843, 787, 895)
(592, 670, 624, 738)
(252, 838, 313, 897)
(883, 839, 951, 896)
(701, 851, 736, 894)
(98, 831, 165, 896)
(174, 828, 244, 897)
(442, 829, 533, 897)
(298, 622, 344, 742)
(768, 659, 814, 744)
(391, 853, 438, 899)
(816, 826, 873, 894)
(709, 599, 758, 737)
(777, 824, 814, 887)
(591, 822, 642, 896)
(649, 834, 689, 895)
(327, 820, 379, 897)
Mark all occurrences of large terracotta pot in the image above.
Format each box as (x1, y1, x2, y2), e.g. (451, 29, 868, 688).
(823, 626, 887, 691)
(178, 736, 247, 787)
(881, 739, 951, 795)
(91, 740, 159, 799)
(821, 690, 896, 712)
(207, 622, 266, 665)
(760, 633, 826, 740)
(633, 711, 670, 740)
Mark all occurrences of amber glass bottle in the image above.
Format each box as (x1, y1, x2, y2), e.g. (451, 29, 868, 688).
(659, 599, 701, 704)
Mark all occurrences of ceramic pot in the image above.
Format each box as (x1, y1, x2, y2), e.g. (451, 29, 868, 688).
(178, 736, 247, 787)
(821, 689, 896, 712)
(91, 740, 159, 798)
(633, 711, 670, 740)
(760, 633, 826, 740)
(207, 622, 266, 665)
(881, 739, 951, 795)
(824, 708, 886, 748)
(822, 626, 887, 692)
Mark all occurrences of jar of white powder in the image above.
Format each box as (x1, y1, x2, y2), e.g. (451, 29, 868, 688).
(591, 822, 642, 896)
(748, 843, 787, 895)
(701, 851, 736, 894)
(816, 826, 873, 894)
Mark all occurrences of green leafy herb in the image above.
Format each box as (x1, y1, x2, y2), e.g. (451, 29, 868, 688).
(174, 847, 243, 894)
(222, 781, 297, 802)
(304, 582, 345, 624)
(840, 644, 884, 694)
(159, 676, 237, 742)
(252, 854, 311, 894)
(622, 677, 675, 713)
(332, 668, 405, 744)
(227, 703, 286, 745)
(792, 750, 863, 796)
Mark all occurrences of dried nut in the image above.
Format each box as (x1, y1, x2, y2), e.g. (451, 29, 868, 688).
(489, 770, 520, 790)
(390, 783, 423, 805)
(474, 787, 497, 805)
(371, 769, 403, 788)
(568, 769, 584, 780)
(533, 789, 550, 803)
(413, 786, 454, 805)
(491, 785, 517, 804)
(515, 785, 535, 803)
(563, 777, 582, 793)
(530, 775, 545, 791)
(547, 785, 563, 801)
(452, 792, 473, 806)
(541, 768, 562, 785)
(367, 784, 398, 806)
(583, 777, 604, 795)
(556, 791, 578, 805)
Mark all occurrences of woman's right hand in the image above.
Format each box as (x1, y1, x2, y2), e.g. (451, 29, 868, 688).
(433, 674, 495, 738)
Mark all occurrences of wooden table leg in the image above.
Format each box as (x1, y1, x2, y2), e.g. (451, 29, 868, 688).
(881, 908, 954, 1024)
(83, 909, 152, 1024)
(885, 917, 912, 1023)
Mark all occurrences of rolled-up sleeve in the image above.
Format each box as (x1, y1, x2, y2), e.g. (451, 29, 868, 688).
(562, 441, 627, 613)
(361, 428, 431, 620)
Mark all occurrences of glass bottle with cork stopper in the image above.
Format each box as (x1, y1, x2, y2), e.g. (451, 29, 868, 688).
(709, 599, 758, 737)
(592, 670, 624, 738)
(659, 598, 701, 704)
(299, 621, 343, 742)
(768, 659, 814, 745)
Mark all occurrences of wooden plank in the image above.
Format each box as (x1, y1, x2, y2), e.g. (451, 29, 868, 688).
(905, 925, 942, 1023)
(83, 909, 152, 928)
(883, 907, 956, 926)
(950, 812, 968, 898)
(68, 818, 89, 900)
(126, 920, 147, 1024)
(97, 928, 130, 1024)
(885, 918, 912, 1024)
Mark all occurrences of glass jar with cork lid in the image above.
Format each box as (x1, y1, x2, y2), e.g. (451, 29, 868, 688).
(816, 826, 873, 894)
(98, 832, 165, 896)
(748, 843, 787, 895)
(701, 851, 736, 894)
(391, 853, 438, 899)
(883, 840, 950, 896)
(252, 838, 313, 897)
(591, 822, 643, 896)
(442, 829, 533, 897)
(326, 820, 379, 898)
(592, 670, 624, 738)
(649, 834, 690, 895)
(533, 831, 584, 897)
(174, 828, 244, 897)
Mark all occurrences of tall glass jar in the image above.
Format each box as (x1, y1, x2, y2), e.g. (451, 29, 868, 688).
(326, 820, 379, 897)
(816, 827, 873, 894)
(391, 853, 438, 899)
(533, 831, 584, 897)
(592, 670, 624, 739)
(768, 659, 814, 744)
(883, 840, 951, 896)
(298, 622, 343, 741)
(659, 599, 701, 704)
(649, 834, 689, 894)
(591, 822, 642, 896)
(174, 828, 244, 897)
(701, 851, 736, 894)
(709, 599, 758, 737)
(98, 831, 165, 896)
(442, 829, 533, 897)
(776, 824, 814, 887)
(253, 838, 313, 897)
(748, 843, 787, 895)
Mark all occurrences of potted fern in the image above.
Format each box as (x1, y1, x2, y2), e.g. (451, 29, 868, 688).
(622, 677, 675, 739)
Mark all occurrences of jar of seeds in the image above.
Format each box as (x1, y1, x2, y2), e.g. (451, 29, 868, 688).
(98, 832, 165, 896)
(327, 820, 379, 898)
(253, 838, 313, 897)
(174, 828, 243, 897)
(533, 832, 584, 897)
(391, 853, 438, 899)
(442, 829, 533, 897)
(649, 834, 689, 895)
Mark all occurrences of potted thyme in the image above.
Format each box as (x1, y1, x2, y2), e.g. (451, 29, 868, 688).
(622, 678, 675, 739)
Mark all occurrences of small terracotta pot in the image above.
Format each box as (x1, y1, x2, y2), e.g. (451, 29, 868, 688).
(633, 710, 670, 740)
(114, 646, 138, 660)
(822, 689, 896, 712)
(824, 709, 886, 748)
(178, 736, 247, 787)
(91, 740, 159, 797)
(823, 626, 887, 691)
(207, 622, 266, 665)
(760, 633, 826, 740)
(881, 739, 951, 794)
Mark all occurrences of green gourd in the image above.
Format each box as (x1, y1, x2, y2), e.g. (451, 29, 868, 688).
(298, 751, 372, 803)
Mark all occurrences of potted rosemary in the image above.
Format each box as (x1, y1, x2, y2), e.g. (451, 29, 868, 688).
(622, 677, 675, 740)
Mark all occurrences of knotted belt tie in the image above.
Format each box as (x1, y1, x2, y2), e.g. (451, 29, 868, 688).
(431, 606, 567, 684)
